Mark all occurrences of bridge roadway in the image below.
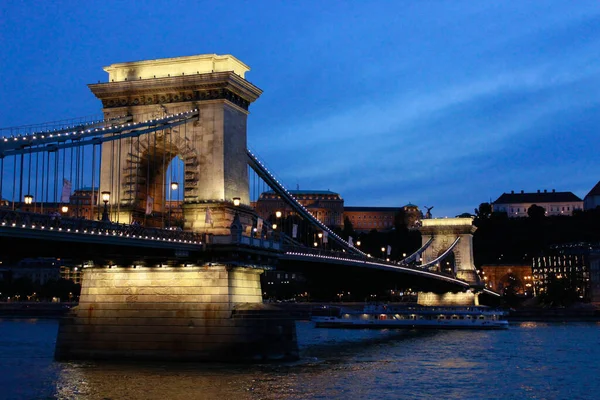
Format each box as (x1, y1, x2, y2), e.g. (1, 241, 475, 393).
(0, 209, 280, 267)
(0, 208, 495, 295)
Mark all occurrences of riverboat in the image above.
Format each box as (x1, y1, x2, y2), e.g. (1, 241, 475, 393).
(312, 304, 509, 330)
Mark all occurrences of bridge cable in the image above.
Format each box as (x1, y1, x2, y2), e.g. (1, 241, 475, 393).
(91, 143, 97, 220)
(162, 128, 166, 228)
(27, 152, 31, 200)
(54, 149, 59, 203)
(41, 151, 46, 213)
(129, 132, 133, 204)
(400, 236, 434, 265)
(144, 126, 150, 225)
(19, 153, 24, 207)
(246, 149, 365, 256)
(117, 126, 123, 222)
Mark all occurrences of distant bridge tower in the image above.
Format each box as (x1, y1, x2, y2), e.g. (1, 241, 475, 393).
(417, 217, 483, 306)
(89, 54, 262, 233)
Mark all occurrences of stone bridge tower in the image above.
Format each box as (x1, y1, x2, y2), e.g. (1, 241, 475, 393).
(417, 217, 483, 306)
(89, 54, 262, 233)
(419, 217, 481, 284)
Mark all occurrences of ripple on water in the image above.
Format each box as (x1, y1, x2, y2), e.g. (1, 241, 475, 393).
(1, 319, 600, 399)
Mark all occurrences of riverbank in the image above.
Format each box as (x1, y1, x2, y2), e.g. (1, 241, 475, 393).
(0, 302, 76, 317)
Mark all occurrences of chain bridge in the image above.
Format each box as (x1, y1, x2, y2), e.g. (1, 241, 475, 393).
(0, 54, 499, 362)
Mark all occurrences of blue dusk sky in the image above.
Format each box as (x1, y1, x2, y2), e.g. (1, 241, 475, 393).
(1, 1, 599, 217)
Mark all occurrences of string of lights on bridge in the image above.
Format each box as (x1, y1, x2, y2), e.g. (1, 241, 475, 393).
(0, 109, 199, 153)
(247, 149, 368, 258)
(0, 220, 201, 244)
(284, 251, 469, 286)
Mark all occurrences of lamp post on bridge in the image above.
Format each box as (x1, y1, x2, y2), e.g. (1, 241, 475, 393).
(275, 210, 282, 241)
(23, 194, 33, 212)
(169, 181, 179, 228)
(101, 191, 110, 222)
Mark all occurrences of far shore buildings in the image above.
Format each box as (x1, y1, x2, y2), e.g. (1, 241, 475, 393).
(255, 190, 345, 228)
(479, 264, 533, 296)
(254, 190, 423, 231)
(532, 243, 595, 301)
(492, 189, 583, 217)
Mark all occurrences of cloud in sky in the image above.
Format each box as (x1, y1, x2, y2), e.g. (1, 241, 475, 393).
(1, 0, 599, 217)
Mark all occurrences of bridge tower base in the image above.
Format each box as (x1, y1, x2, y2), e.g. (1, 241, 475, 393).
(55, 264, 298, 362)
(417, 291, 480, 307)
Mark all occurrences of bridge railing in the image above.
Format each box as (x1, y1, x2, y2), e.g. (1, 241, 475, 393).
(0, 208, 203, 243)
(209, 231, 281, 251)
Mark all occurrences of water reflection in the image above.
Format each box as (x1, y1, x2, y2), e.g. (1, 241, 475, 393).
(2, 319, 600, 400)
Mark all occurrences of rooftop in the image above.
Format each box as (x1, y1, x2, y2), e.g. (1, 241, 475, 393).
(344, 206, 402, 212)
(494, 190, 582, 204)
(103, 54, 250, 81)
(585, 181, 600, 198)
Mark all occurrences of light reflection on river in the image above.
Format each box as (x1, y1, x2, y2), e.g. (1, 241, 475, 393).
(1, 318, 599, 399)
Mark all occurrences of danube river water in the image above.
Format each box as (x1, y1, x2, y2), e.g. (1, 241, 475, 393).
(1, 318, 599, 400)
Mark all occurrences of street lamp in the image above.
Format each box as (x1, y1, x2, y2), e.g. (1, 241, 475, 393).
(233, 197, 241, 207)
(61, 205, 69, 214)
(381, 247, 386, 259)
(101, 191, 110, 222)
(168, 182, 179, 227)
(24, 194, 33, 212)
(356, 240, 361, 247)
(275, 210, 282, 234)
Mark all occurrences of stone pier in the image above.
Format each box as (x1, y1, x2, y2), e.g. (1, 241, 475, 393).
(55, 264, 298, 362)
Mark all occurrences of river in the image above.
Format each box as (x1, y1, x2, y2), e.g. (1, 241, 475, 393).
(1, 318, 599, 399)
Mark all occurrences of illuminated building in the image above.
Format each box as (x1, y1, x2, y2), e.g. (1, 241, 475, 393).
(343, 206, 401, 232)
(532, 243, 596, 300)
(479, 264, 533, 296)
(492, 189, 583, 217)
(255, 190, 344, 228)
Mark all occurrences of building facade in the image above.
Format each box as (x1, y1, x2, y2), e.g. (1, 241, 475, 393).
(479, 264, 533, 296)
(532, 243, 595, 300)
(589, 251, 600, 304)
(492, 189, 583, 217)
(344, 206, 401, 232)
(255, 190, 344, 228)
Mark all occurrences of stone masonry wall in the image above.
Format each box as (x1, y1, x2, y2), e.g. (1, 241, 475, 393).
(55, 264, 298, 362)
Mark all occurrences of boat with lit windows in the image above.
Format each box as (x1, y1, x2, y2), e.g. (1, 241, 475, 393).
(311, 303, 509, 330)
